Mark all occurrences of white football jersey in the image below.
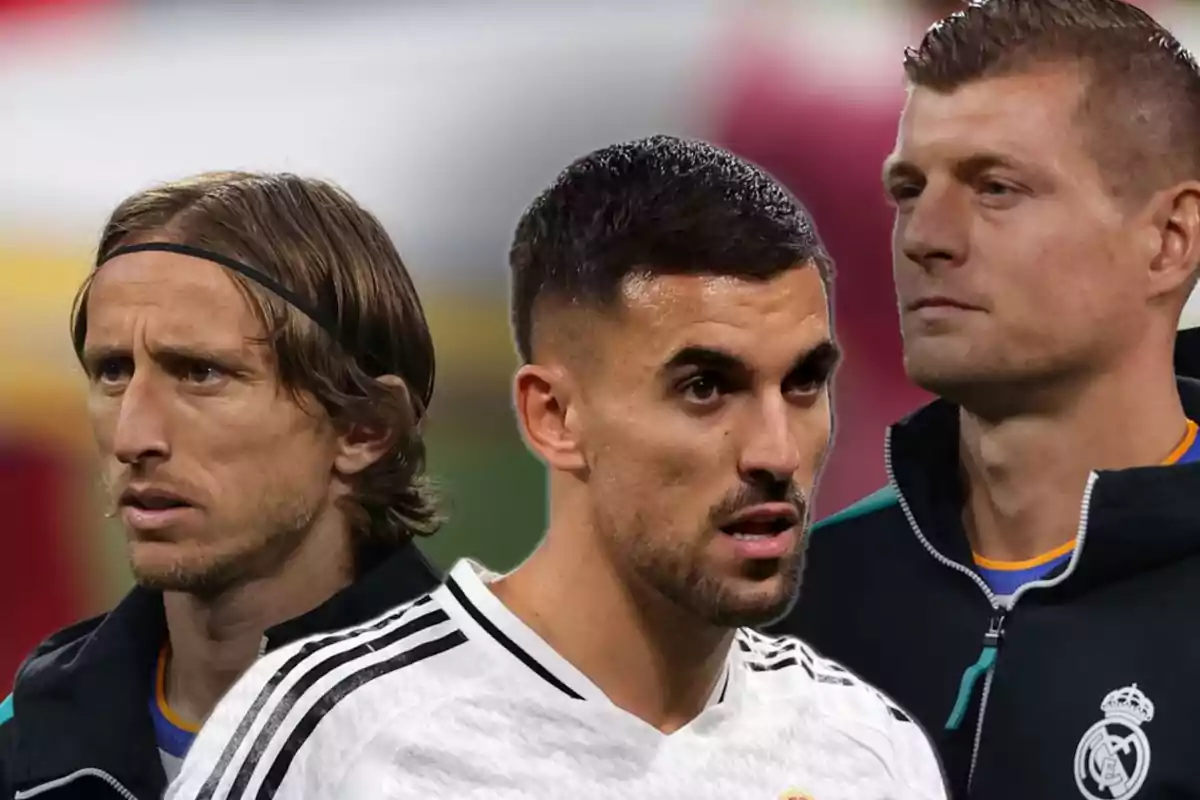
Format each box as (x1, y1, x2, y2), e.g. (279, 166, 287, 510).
(167, 560, 947, 800)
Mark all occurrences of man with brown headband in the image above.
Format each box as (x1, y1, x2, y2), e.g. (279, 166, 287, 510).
(772, 1, 1200, 798)
(0, 171, 443, 800)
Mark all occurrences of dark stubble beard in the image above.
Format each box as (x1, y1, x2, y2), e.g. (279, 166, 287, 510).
(604, 484, 809, 630)
(630, 540, 805, 629)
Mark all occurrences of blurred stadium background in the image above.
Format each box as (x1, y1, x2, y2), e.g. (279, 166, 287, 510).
(0, 0, 1189, 693)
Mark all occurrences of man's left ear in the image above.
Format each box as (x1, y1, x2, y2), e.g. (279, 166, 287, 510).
(1146, 182, 1200, 299)
(333, 374, 415, 476)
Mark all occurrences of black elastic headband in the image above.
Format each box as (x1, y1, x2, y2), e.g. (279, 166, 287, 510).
(88, 241, 436, 417)
(98, 242, 346, 346)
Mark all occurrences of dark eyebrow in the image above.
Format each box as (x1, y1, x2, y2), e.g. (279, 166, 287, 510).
(882, 156, 918, 187)
(795, 340, 841, 374)
(79, 344, 132, 372)
(79, 343, 120, 361)
(660, 346, 748, 376)
(661, 339, 841, 376)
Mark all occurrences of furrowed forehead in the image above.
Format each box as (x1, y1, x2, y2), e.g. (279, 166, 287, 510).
(82, 251, 268, 352)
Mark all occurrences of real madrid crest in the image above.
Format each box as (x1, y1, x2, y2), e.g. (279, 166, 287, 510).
(1074, 683, 1154, 800)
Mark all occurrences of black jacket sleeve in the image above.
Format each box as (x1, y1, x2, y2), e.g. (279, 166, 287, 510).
(0, 712, 15, 800)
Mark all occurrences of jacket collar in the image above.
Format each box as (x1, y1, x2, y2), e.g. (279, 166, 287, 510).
(9, 541, 441, 797)
(262, 540, 440, 650)
(886, 377, 1200, 597)
(10, 588, 167, 798)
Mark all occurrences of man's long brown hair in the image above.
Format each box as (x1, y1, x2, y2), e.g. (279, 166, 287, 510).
(72, 171, 439, 570)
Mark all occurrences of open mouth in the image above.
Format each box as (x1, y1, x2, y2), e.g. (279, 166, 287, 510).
(120, 491, 192, 512)
(719, 505, 800, 540)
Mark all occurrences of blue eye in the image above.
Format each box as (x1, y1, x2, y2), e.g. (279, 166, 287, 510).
(94, 357, 132, 386)
(184, 364, 220, 383)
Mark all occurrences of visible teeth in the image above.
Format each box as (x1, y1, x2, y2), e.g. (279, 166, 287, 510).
(730, 532, 773, 540)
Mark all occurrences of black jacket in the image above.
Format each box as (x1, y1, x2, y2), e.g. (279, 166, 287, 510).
(1176, 327, 1200, 379)
(771, 378, 1200, 799)
(0, 543, 441, 800)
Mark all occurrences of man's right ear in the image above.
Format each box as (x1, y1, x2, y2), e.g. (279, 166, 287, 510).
(513, 363, 587, 472)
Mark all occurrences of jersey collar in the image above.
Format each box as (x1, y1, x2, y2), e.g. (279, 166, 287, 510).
(436, 559, 733, 710)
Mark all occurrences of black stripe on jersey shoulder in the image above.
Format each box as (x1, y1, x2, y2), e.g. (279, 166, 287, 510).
(737, 628, 779, 648)
(745, 631, 916, 724)
(254, 629, 468, 800)
(740, 627, 772, 642)
(738, 635, 815, 679)
(756, 641, 801, 663)
(225, 603, 453, 799)
(738, 631, 859, 685)
(745, 655, 815, 680)
(736, 629, 800, 654)
(736, 632, 805, 664)
(445, 575, 583, 700)
(872, 689, 913, 723)
(195, 595, 440, 800)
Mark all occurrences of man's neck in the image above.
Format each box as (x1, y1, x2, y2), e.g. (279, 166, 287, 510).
(960, 367, 1186, 562)
(162, 524, 354, 726)
(490, 523, 731, 734)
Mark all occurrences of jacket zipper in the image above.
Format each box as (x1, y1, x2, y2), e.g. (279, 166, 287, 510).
(883, 429, 1098, 789)
(14, 767, 139, 800)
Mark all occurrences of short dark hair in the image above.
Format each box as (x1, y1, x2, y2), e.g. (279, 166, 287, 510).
(905, 0, 1200, 199)
(73, 171, 439, 568)
(509, 135, 832, 362)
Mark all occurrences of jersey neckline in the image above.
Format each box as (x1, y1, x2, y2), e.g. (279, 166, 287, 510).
(435, 559, 734, 713)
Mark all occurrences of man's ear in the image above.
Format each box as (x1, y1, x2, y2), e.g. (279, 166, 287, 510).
(1145, 181, 1200, 302)
(513, 362, 587, 472)
(333, 374, 414, 476)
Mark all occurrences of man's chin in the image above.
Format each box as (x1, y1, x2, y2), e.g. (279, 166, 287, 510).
(129, 547, 241, 598)
(687, 563, 794, 628)
(707, 588, 798, 629)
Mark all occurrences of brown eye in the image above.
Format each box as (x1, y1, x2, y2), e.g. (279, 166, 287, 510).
(785, 343, 840, 398)
(680, 374, 725, 406)
(785, 377, 822, 398)
(888, 183, 922, 203)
